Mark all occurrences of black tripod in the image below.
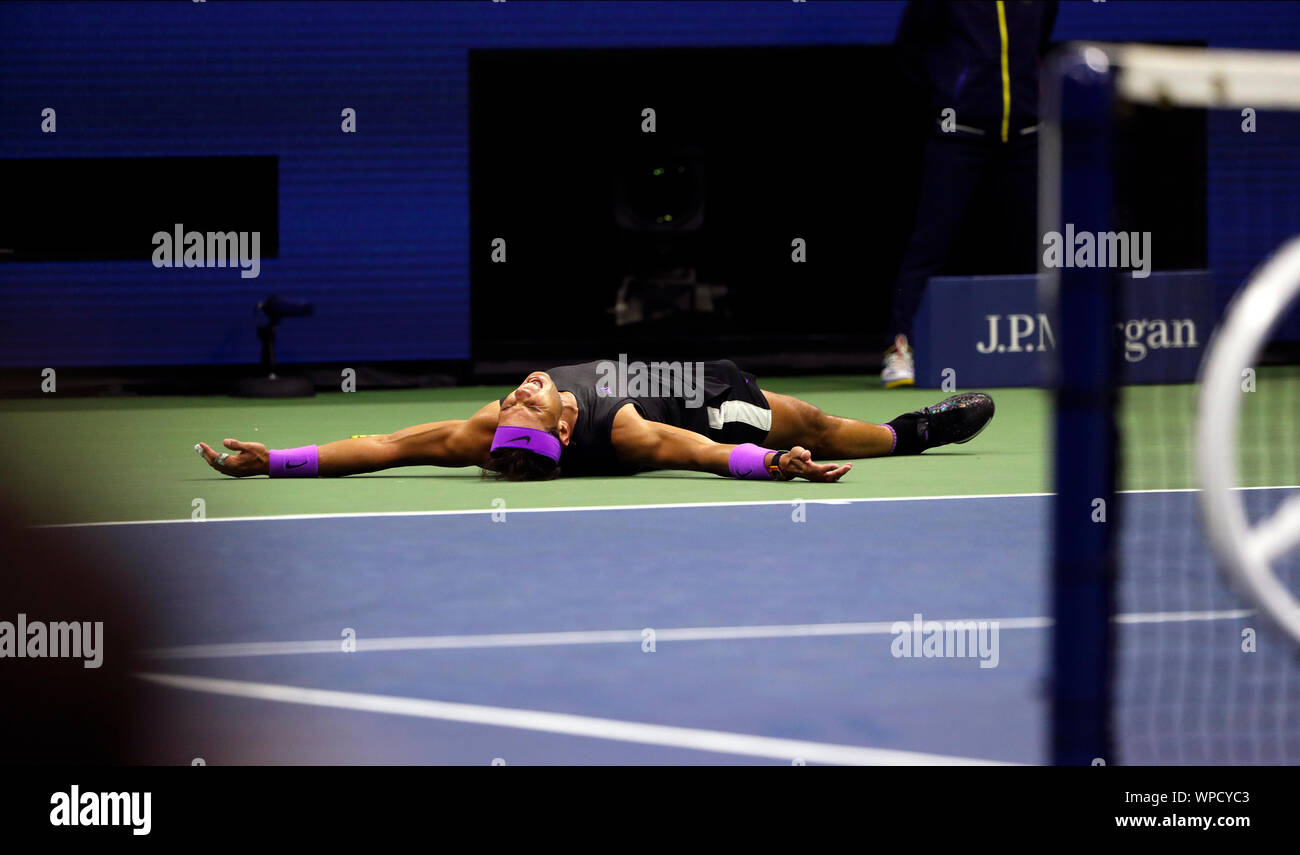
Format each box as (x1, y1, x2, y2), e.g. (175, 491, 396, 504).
(231, 296, 316, 398)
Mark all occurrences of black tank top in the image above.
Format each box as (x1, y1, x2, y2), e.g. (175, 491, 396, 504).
(550, 360, 693, 476)
(501, 360, 747, 475)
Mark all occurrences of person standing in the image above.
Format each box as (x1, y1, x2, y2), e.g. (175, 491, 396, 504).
(883, 0, 1058, 387)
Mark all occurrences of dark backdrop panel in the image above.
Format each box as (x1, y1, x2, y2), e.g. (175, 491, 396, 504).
(0, 157, 279, 262)
(471, 45, 926, 361)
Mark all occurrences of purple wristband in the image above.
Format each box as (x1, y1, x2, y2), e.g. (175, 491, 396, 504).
(269, 445, 319, 477)
(728, 443, 775, 480)
(885, 424, 898, 455)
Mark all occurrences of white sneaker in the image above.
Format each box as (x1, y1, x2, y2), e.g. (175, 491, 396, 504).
(881, 334, 915, 388)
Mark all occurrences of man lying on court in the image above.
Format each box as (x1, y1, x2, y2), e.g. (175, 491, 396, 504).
(195, 360, 994, 483)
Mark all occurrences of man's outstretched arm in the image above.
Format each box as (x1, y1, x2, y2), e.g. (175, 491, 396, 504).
(196, 402, 500, 477)
(610, 404, 852, 483)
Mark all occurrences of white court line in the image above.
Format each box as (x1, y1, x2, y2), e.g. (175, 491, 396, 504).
(136, 672, 1015, 766)
(35, 484, 1300, 529)
(147, 609, 1253, 660)
(1113, 609, 1254, 624)
(39, 492, 1053, 528)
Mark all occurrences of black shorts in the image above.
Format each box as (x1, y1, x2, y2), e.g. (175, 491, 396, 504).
(694, 359, 772, 446)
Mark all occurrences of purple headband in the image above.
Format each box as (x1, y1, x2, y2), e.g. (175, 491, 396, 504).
(490, 425, 563, 462)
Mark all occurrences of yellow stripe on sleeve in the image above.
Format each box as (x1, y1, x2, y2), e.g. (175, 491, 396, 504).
(996, 0, 1011, 143)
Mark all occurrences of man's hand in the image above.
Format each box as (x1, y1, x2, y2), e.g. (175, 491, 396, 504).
(778, 447, 852, 483)
(195, 439, 269, 478)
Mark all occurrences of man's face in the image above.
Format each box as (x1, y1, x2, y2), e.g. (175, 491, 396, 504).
(498, 371, 566, 439)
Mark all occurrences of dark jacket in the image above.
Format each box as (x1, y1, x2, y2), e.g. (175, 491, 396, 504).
(898, 0, 1058, 140)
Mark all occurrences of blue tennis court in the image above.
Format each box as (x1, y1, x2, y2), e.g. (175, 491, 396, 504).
(39, 488, 1293, 765)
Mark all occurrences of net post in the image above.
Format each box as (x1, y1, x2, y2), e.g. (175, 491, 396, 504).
(1041, 44, 1119, 766)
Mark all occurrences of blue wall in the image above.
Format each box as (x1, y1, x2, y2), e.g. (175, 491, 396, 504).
(1, 1, 1298, 366)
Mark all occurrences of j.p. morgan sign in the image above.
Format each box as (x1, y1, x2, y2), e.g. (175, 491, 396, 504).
(912, 271, 1215, 388)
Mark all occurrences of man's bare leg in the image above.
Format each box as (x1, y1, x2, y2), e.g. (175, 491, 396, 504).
(762, 391, 896, 459)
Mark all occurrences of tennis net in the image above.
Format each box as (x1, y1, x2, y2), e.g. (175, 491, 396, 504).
(1042, 43, 1300, 765)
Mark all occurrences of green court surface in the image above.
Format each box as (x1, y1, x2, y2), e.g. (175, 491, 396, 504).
(2, 368, 1293, 527)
